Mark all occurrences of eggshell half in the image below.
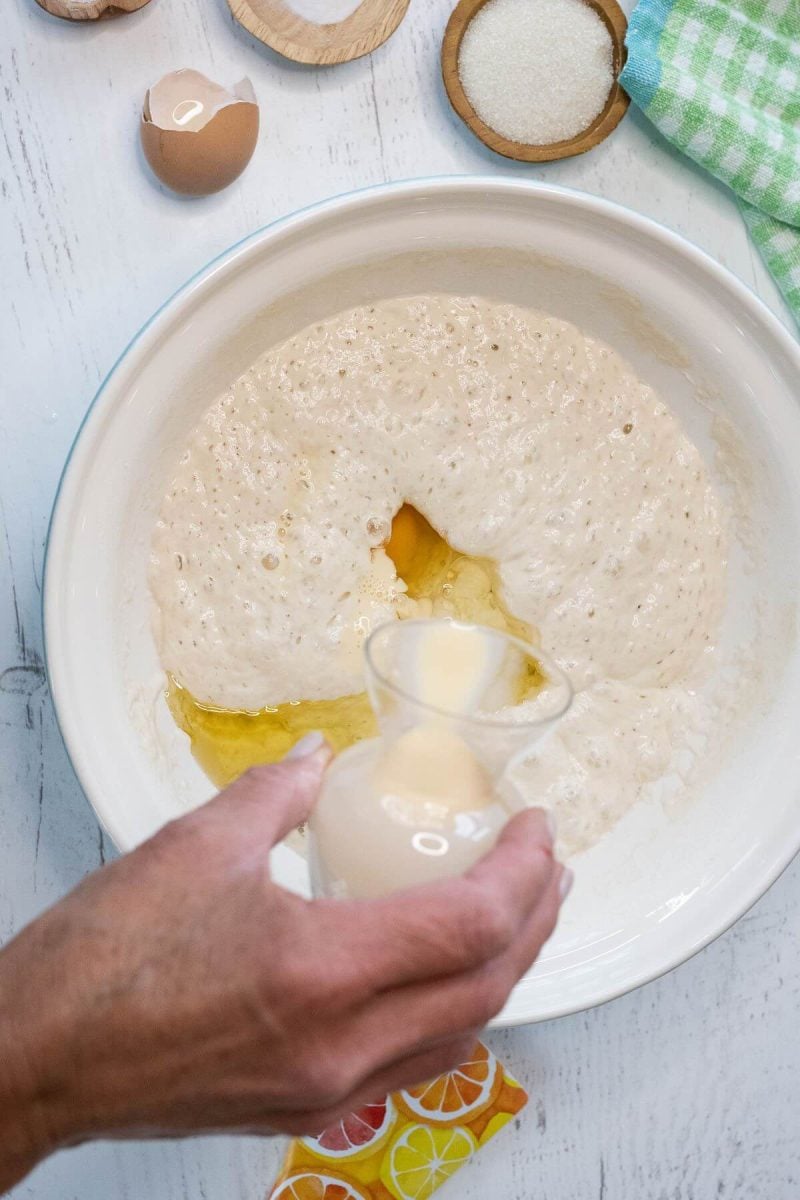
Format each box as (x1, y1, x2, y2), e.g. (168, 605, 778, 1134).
(140, 74, 259, 197)
(36, 0, 151, 19)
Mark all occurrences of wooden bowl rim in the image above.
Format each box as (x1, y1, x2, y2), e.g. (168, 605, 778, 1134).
(35, 0, 151, 18)
(227, 0, 410, 66)
(441, 0, 631, 162)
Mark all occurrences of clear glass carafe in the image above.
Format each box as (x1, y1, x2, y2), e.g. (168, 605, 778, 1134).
(309, 619, 572, 900)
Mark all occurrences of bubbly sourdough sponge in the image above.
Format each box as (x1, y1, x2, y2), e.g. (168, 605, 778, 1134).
(150, 295, 727, 851)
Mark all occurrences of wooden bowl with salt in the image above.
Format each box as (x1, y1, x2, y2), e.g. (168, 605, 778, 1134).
(228, 0, 410, 66)
(442, 0, 630, 162)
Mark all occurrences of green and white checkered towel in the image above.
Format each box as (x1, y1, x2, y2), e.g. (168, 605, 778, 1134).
(620, 0, 800, 327)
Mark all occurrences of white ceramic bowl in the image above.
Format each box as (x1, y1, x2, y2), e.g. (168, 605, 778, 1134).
(45, 179, 800, 1025)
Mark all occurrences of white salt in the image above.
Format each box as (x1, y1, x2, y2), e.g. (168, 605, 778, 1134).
(283, 0, 362, 23)
(458, 0, 614, 145)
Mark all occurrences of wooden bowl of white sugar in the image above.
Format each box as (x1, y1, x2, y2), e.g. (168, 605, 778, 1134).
(442, 0, 630, 161)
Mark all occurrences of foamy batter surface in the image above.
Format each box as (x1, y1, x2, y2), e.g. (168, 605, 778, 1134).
(150, 296, 727, 852)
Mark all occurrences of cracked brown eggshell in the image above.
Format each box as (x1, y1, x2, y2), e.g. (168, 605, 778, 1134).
(140, 70, 259, 197)
(36, 0, 152, 18)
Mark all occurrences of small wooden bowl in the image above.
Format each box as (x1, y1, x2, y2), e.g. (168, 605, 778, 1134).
(442, 0, 630, 162)
(228, 0, 410, 66)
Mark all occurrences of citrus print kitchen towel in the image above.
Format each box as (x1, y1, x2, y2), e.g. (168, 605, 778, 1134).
(268, 1042, 528, 1200)
(621, 0, 800, 326)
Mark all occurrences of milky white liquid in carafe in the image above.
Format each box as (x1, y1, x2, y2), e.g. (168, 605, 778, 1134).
(309, 623, 521, 900)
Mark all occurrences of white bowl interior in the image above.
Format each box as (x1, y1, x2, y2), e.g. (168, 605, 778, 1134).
(45, 181, 800, 1023)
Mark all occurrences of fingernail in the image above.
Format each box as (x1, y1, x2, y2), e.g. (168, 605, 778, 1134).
(285, 731, 327, 760)
(559, 868, 574, 904)
(544, 809, 557, 845)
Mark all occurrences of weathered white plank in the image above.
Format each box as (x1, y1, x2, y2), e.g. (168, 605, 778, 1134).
(1, 0, 797, 1196)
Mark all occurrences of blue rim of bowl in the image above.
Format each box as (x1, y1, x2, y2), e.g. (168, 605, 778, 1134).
(42, 176, 800, 1024)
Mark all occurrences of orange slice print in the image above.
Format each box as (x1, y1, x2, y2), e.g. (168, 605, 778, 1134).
(271, 1170, 372, 1200)
(396, 1043, 502, 1127)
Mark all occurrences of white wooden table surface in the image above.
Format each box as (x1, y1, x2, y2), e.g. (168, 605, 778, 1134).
(1, 0, 799, 1196)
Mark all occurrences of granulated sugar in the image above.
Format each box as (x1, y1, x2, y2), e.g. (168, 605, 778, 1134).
(459, 0, 614, 145)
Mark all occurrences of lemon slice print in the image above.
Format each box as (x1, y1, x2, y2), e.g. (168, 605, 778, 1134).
(380, 1124, 477, 1200)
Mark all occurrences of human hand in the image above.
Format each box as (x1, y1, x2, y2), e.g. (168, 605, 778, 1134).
(0, 734, 569, 1190)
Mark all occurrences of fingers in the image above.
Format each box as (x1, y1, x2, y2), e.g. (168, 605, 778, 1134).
(499, 858, 565, 981)
(467, 807, 556, 916)
(348, 1035, 481, 1113)
(271, 1035, 481, 1138)
(197, 734, 332, 847)
(336, 808, 557, 995)
(340, 863, 566, 1062)
(308, 826, 567, 1093)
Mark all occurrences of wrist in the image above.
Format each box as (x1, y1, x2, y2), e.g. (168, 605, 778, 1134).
(0, 921, 81, 1191)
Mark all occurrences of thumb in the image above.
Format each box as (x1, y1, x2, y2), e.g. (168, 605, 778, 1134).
(206, 733, 332, 846)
